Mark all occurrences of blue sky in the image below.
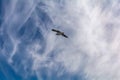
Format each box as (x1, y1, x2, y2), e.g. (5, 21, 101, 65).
(0, 0, 120, 80)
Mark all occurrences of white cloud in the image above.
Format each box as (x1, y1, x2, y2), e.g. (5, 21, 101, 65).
(37, 0, 120, 80)
(3, 0, 120, 79)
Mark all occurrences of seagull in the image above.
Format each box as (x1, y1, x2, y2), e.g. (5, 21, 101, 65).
(52, 29, 68, 38)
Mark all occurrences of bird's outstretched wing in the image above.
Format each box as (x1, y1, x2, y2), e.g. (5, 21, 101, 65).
(52, 29, 60, 33)
(62, 34, 68, 38)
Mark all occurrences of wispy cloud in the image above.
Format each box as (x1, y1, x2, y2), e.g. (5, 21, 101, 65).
(1, 0, 120, 79)
(40, 0, 120, 80)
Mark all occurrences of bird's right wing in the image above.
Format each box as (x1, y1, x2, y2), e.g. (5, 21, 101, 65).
(62, 34, 68, 38)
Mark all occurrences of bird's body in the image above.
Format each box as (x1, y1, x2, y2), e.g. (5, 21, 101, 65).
(52, 29, 68, 38)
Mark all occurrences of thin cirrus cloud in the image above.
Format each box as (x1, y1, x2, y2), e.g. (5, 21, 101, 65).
(42, 0, 120, 80)
(0, 0, 120, 80)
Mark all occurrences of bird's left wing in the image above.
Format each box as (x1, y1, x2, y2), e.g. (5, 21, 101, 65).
(52, 29, 60, 33)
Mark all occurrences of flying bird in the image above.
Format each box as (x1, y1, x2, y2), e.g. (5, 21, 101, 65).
(52, 29, 68, 38)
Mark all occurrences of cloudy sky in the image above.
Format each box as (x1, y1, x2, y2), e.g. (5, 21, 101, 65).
(0, 0, 120, 80)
